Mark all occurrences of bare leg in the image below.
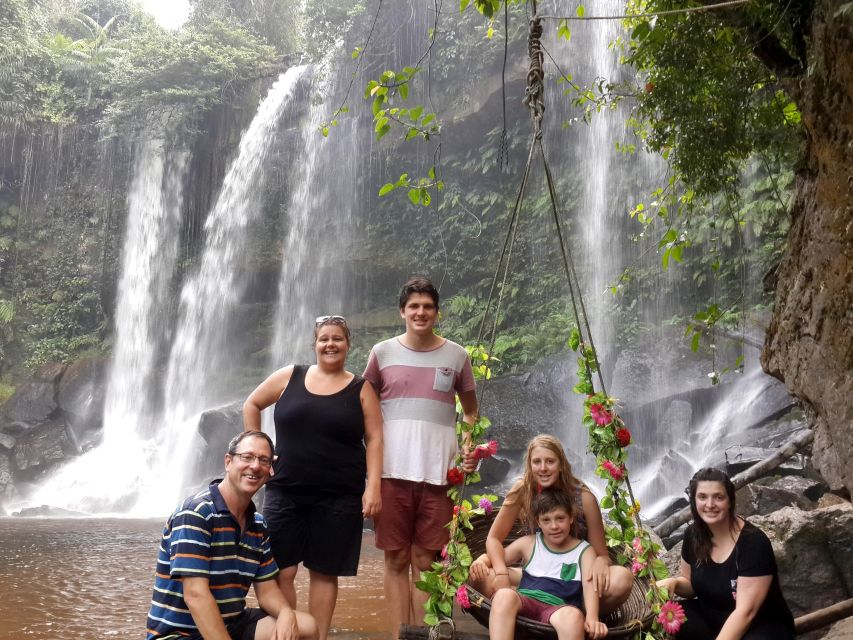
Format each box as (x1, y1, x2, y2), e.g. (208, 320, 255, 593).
(384, 548, 412, 639)
(469, 566, 522, 598)
(409, 544, 437, 626)
(600, 565, 633, 614)
(489, 588, 522, 640)
(549, 606, 585, 640)
(277, 565, 299, 609)
(253, 609, 318, 640)
(307, 569, 338, 640)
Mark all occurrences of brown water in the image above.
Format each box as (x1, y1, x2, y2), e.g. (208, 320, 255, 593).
(0, 518, 389, 639)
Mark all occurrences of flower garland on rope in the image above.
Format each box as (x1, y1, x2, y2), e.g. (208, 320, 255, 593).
(416, 409, 498, 627)
(570, 327, 686, 638)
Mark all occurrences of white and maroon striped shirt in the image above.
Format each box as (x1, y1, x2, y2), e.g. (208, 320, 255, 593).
(364, 337, 476, 485)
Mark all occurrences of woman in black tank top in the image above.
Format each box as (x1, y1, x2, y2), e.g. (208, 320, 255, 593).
(242, 316, 383, 640)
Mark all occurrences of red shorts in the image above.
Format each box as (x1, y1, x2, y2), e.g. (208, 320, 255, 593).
(517, 593, 581, 624)
(374, 478, 453, 551)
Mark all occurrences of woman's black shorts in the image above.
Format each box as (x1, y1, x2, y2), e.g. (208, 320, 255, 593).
(263, 487, 363, 577)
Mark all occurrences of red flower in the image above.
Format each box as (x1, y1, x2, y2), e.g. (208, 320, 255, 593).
(473, 440, 499, 460)
(589, 403, 613, 426)
(616, 427, 632, 447)
(447, 467, 465, 485)
(456, 584, 471, 609)
(601, 460, 625, 481)
(645, 82, 655, 93)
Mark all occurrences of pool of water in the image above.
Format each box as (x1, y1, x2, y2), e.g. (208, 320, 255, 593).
(0, 518, 390, 639)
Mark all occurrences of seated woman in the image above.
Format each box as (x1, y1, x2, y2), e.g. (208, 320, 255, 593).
(243, 315, 383, 640)
(469, 434, 633, 613)
(657, 467, 795, 640)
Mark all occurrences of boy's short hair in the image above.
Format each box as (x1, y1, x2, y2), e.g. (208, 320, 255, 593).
(531, 488, 576, 520)
(398, 276, 439, 310)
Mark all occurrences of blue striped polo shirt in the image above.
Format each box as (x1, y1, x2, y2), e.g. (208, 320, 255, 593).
(145, 481, 279, 639)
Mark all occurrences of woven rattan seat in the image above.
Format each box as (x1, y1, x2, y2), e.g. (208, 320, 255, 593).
(462, 510, 653, 639)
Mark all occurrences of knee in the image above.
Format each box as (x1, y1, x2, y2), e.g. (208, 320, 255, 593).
(296, 610, 318, 639)
(608, 565, 633, 597)
(550, 605, 583, 627)
(491, 588, 519, 614)
(411, 548, 437, 573)
(385, 549, 411, 573)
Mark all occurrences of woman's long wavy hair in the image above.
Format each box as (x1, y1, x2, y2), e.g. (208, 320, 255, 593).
(517, 435, 582, 526)
(687, 467, 738, 563)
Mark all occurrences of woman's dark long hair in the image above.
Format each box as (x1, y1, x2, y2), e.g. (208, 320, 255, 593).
(687, 467, 738, 563)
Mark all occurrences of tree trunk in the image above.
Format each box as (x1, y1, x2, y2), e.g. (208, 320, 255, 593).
(762, 0, 853, 496)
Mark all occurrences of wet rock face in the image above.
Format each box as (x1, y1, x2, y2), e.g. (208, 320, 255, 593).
(761, 0, 853, 496)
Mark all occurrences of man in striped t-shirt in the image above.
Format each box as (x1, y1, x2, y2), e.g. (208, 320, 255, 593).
(146, 431, 317, 640)
(364, 276, 478, 637)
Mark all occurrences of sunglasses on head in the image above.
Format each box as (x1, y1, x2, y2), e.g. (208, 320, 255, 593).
(315, 315, 347, 325)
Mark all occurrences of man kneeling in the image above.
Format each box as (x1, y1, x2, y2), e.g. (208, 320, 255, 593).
(146, 431, 317, 640)
(489, 489, 607, 640)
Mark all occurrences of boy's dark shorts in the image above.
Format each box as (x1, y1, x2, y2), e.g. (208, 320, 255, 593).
(264, 487, 363, 576)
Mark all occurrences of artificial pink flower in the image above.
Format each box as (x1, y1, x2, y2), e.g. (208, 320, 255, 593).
(631, 559, 647, 575)
(657, 600, 686, 635)
(616, 427, 632, 447)
(455, 584, 471, 609)
(440, 545, 448, 559)
(632, 537, 644, 554)
(473, 440, 499, 460)
(601, 460, 625, 481)
(447, 467, 465, 485)
(589, 403, 613, 426)
(478, 497, 494, 515)
(453, 505, 461, 516)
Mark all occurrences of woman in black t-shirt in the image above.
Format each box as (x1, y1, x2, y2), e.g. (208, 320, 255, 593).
(657, 468, 794, 640)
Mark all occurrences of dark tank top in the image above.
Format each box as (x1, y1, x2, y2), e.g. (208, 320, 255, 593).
(268, 365, 367, 494)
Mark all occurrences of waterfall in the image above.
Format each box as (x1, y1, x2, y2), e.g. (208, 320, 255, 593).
(149, 65, 309, 511)
(24, 139, 188, 514)
(269, 68, 361, 368)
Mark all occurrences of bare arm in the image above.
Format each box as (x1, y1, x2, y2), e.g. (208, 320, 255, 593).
(580, 487, 613, 594)
(580, 547, 608, 640)
(458, 388, 479, 427)
(182, 576, 234, 640)
(360, 381, 383, 517)
(657, 560, 696, 599)
(243, 366, 294, 430)
(254, 578, 302, 640)
(503, 534, 534, 568)
(715, 574, 773, 640)
(485, 483, 523, 588)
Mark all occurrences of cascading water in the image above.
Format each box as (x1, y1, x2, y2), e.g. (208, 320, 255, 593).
(270, 66, 362, 369)
(21, 67, 308, 515)
(151, 65, 310, 511)
(24, 139, 188, 514)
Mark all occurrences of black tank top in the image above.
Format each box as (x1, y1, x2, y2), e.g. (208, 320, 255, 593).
(268, 365, 367, 494)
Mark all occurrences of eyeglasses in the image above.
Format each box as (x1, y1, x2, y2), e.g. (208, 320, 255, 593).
(315, 315, 347, 325)
(231, 452, 273, 468)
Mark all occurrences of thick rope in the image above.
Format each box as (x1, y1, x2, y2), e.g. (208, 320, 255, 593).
(522, 14, 545, 138)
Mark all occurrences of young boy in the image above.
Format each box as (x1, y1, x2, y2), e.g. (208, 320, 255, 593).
(488, 489, 608, 640)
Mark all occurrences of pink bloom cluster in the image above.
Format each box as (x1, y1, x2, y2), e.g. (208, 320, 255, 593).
(657, 600, 686, 634)
(478, 497, 494, 515)
(616, 427, 632, 447)
(632, 537, 644, 554)
(455, 584, 470, 609)
(589, 403, 613, 426)
(631, 559, 647, 575)
(447, 467, 464, 485)
(601, 460, 625, 481)
(473, 440, 499, 460)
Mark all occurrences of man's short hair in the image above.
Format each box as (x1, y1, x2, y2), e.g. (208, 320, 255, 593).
(398, 276, 439, 310)
(227, 431, 274, 457)
(531, 488, 576, 520)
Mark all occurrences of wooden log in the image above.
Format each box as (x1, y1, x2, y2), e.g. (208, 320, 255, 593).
(399, 624, 489, 639)
(654, 428, 814, 538)
(794, 598, 853, 634)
